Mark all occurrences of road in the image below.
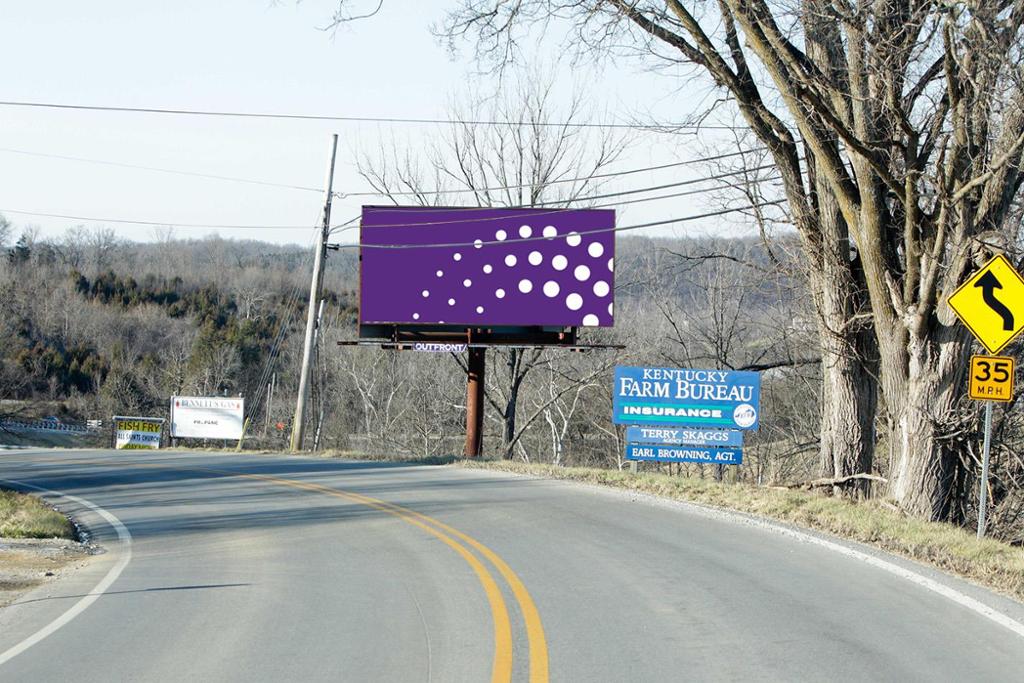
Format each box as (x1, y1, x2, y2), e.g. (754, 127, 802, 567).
(1, 449, 1022, 681)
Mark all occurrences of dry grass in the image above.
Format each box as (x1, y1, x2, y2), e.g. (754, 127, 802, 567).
(456, 460, 1024, 602)
(0, 489, 76, 539)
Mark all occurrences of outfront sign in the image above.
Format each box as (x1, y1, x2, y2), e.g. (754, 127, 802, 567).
(412, 342, 467, 353)
(170, 396, 244, 440)
(969, 355, 1015, 402)
(613, 366, 761, 430)
(625, 425, 743, 448)
(948, 254, 1024, 354)
(113, 416, 163, 450)
(625, 443, 743, 464)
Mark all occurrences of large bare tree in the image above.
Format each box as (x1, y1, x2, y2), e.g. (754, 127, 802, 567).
(326, 0, 882, 498)
(442, 0, 1024, 520)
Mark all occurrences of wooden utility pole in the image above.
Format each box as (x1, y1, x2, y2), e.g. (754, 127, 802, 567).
(463, 347, 486, 457)
(291, 134, 338, 452)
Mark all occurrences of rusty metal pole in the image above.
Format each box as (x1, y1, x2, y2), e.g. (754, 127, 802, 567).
(464, 347, 486, 457)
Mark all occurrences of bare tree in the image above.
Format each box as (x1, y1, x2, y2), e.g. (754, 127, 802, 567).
(357, 66, 631, 459)
(406, 0, 1024, 520)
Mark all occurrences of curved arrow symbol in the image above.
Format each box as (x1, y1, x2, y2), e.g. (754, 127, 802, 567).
(975, 270, 1015, 331)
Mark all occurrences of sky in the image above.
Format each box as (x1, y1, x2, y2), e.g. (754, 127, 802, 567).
(0, 1, 763, 246)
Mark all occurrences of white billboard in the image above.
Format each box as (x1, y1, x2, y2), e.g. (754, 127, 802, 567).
(170, 396, 244, 440)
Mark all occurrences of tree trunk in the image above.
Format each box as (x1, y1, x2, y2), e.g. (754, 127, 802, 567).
(818, 328, 878, 494)
(502, 348, 519, 459)
(885, 328, 972, 520)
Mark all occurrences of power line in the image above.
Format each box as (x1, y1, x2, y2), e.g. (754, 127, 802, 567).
(0, 164, 780, 232)
(0, 208, 326, 230)
(349, 163, 780, 227)
(0, 146, 322, 194)
(0, 99, 747, 131)
(0, 142, 767, 199)
(353, 201, 787, 251)
(339, 147, 769, 198)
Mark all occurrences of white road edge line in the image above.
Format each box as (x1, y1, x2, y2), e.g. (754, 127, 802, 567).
(481, 469, 1024, 641)
(617, 484, 1024, 640)
(0, 479, 133, 667)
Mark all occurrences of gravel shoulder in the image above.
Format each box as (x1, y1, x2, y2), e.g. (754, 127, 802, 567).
(0, 538, 96, 608)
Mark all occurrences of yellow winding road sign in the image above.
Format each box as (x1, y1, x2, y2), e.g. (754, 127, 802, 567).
(948, 254, 1024, 354)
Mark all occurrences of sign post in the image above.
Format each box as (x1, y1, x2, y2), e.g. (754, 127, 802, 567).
(949, 254, 1024, 538)
(978, 401, 994, 539)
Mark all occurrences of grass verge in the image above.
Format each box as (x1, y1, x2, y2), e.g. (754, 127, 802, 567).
(0, 489, 76, 539)
(455, 460, 1024, 602)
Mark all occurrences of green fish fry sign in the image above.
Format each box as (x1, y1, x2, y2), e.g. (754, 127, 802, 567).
(613, 366, 761, 430)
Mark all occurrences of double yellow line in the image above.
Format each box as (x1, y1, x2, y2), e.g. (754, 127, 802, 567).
(27, 456, 549, 682)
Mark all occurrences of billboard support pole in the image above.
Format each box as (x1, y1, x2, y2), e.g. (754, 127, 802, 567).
(291, 134, 339, 452)
(464, 347, 486, 457)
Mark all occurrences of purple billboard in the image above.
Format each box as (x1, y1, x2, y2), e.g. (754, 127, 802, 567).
(360, 206, 615, 328)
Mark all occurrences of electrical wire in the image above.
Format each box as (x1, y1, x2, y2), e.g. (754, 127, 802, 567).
(0, 99, 748, 131)
(338, 147, 769, 198)
(0, 146, 323, 194)
(0, 208, 324, 230)
(0, 142, 768, 200)
(0, 163, 780, 232)
(352, 200, 787, 251)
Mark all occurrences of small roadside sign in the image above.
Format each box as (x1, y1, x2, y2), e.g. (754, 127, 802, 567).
(948, 254, 1024, 354)
(625, 425, 742, 448)
(412, 342, 467, 353)
(969, 355, 1015, 402)
(625, 443, 742, 465)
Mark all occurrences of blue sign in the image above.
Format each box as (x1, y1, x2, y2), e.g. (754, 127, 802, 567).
(625, 443, 743, 465)
(613, 366, 761, 430)
(625, 425, 743, 447)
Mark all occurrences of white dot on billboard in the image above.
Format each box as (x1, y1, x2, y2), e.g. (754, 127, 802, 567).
(543, 225, 557, 238)
(463, 279, 472, 287)
(483, 264, 493, 274)
(593, 280, 609, 297)
(566, 231, 582, 247)
(543, 281, 560, 297)
(574, 265, 591, 281)
(588, 242, 604, 258)
(520, 225, 532, 238)
(566, 293, 583, 310)
(474, 239, 483, 249)
(422, 290, 429, 297)
(608, 302, 614, 315)
(413, 313, 420, 320)
(582, 314, 599, 326)
(608, 258, 614, 272)
(528, 251, 543, 265)
(448, 298, 455, 306)
(496, 288, 506, 299)
(496, 229, 507, 241)
(476, 306, 484, 314)
(505, 254, 517, 267)
(552, 255, 568, 271)
(436, 270, 443, 277)
(453, 252, 462, 261)
(519, 279, 533, 293)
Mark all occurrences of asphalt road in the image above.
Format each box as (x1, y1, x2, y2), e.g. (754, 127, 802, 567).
(1, 449, 1023, 682)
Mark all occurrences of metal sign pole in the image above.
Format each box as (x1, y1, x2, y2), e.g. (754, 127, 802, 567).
(978, 401, 993, 539)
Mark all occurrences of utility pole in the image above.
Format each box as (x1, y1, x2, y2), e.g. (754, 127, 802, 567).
(291, 134, 338, 452)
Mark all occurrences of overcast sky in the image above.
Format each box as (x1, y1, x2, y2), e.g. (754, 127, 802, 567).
(0, 1, 760, 246)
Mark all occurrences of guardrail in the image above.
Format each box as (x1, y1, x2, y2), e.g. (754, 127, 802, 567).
(0, 420, 91, 434)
